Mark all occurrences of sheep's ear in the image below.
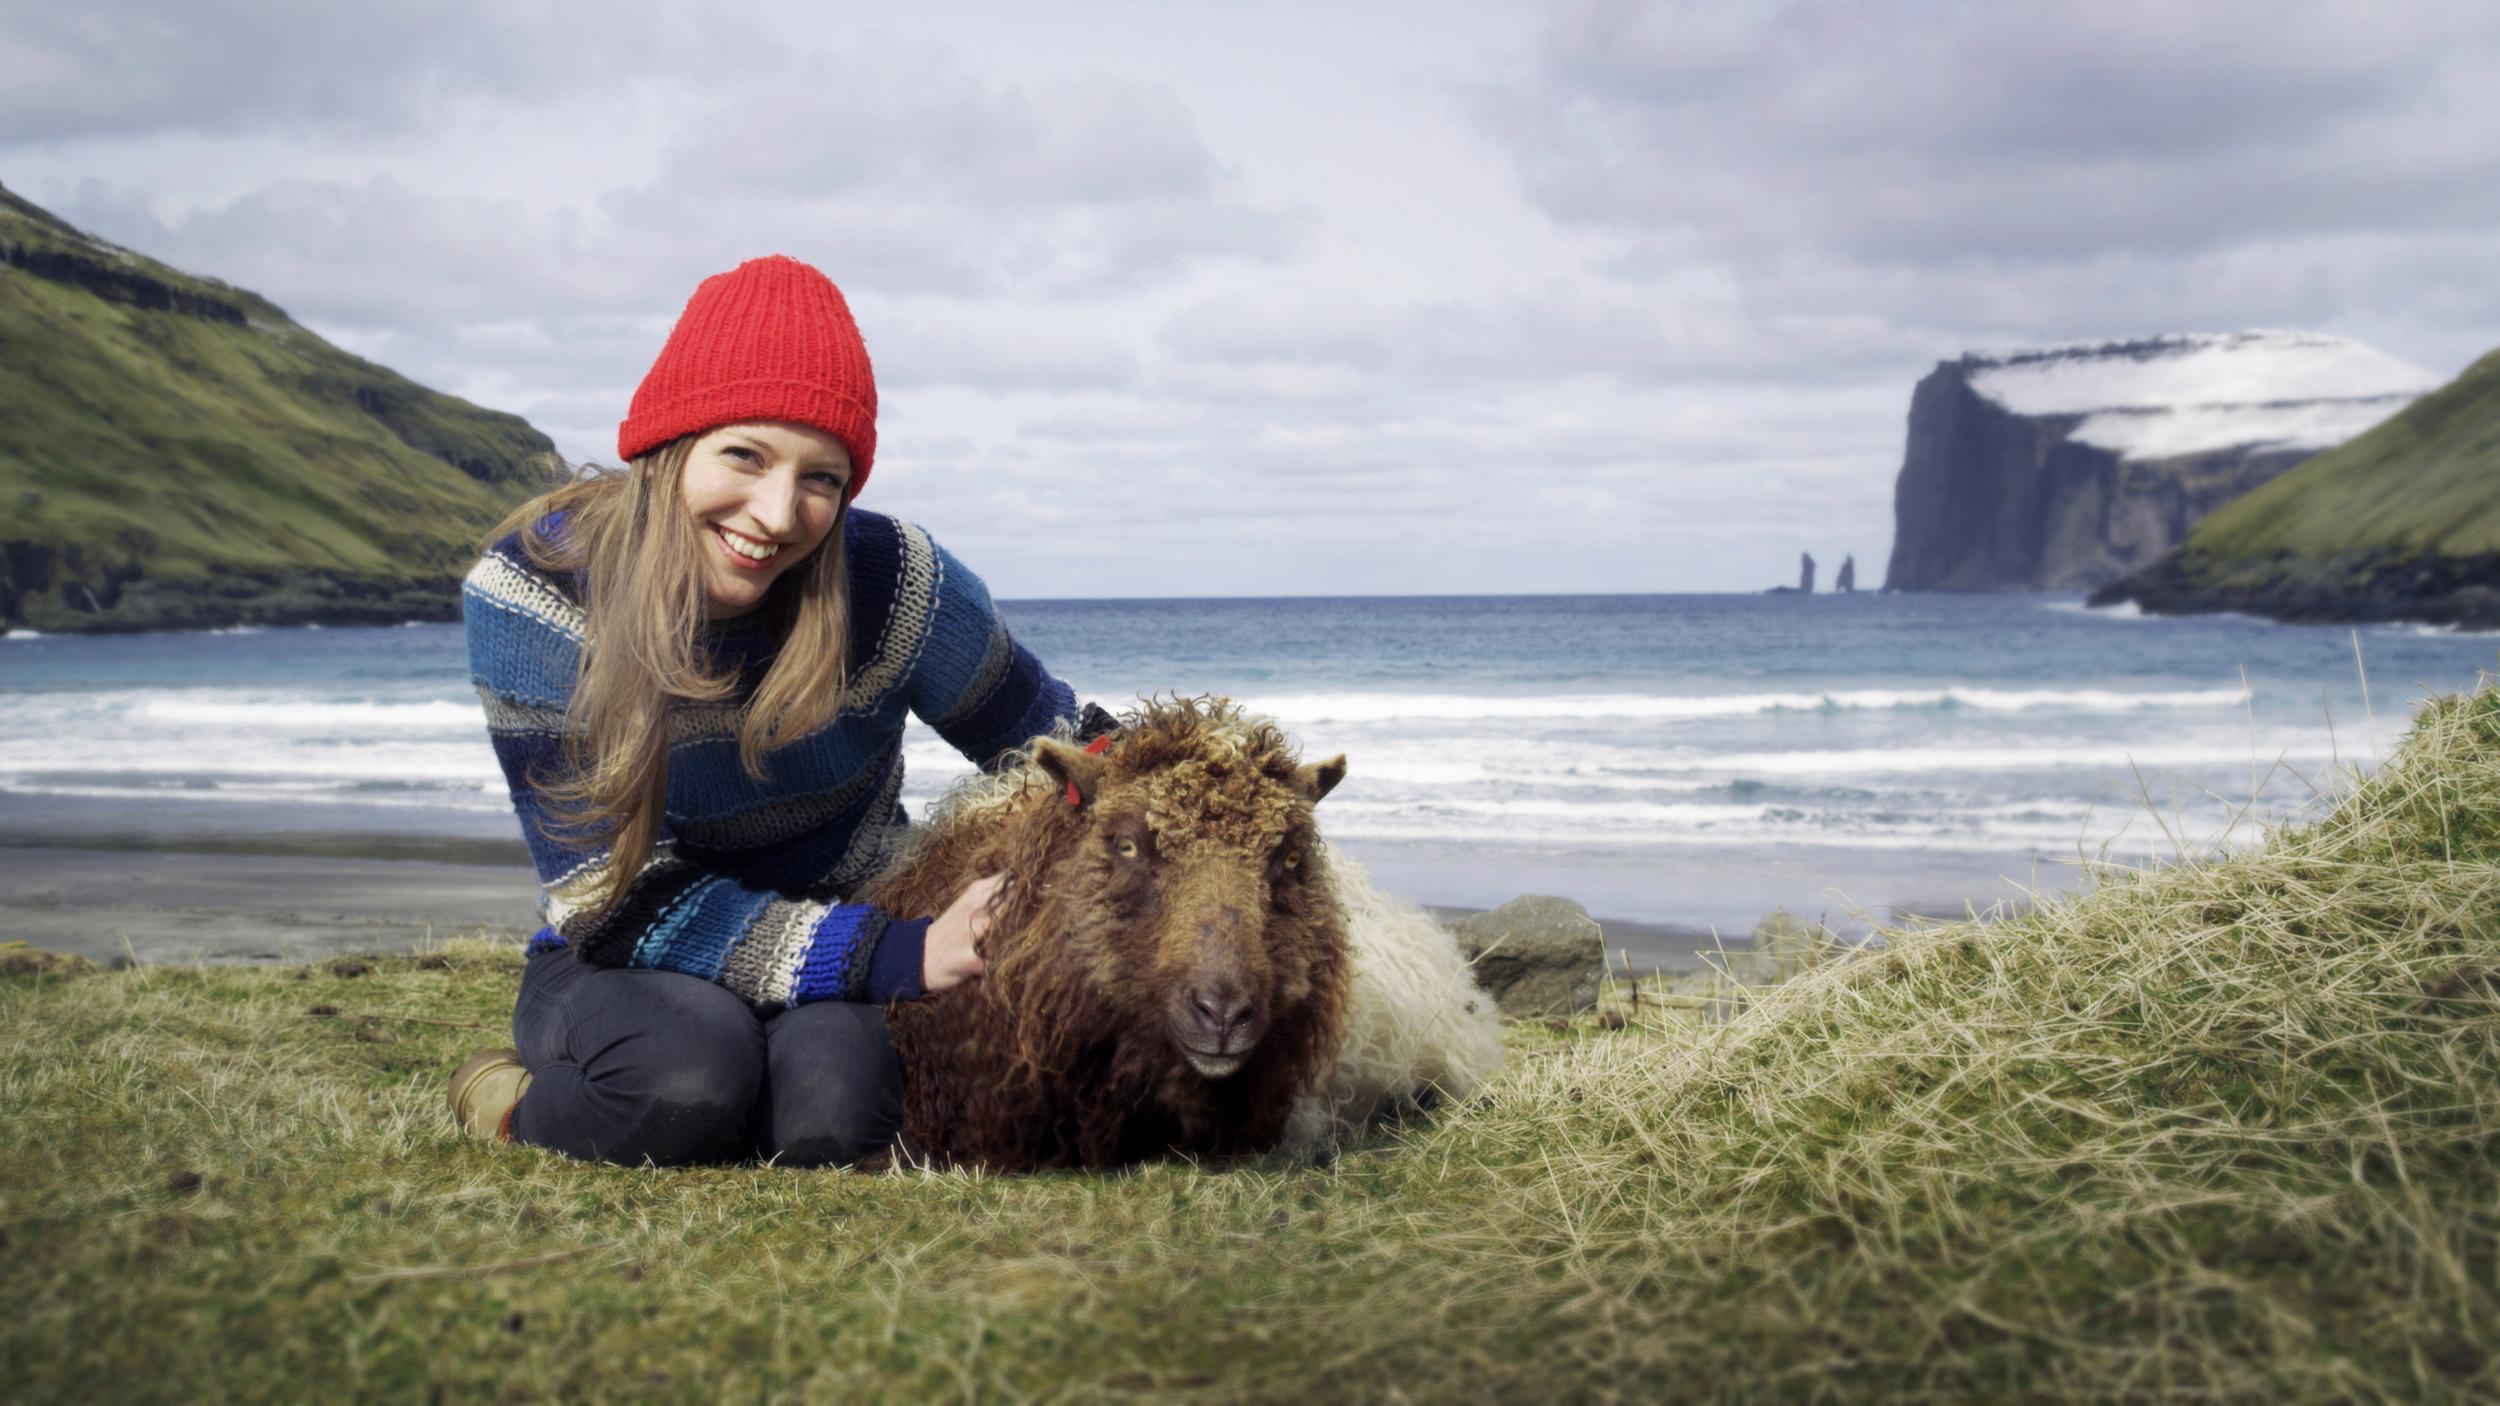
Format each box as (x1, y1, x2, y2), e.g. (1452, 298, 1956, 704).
(1034, 737, 1106, 809)
(1295, 754, 1348, 804)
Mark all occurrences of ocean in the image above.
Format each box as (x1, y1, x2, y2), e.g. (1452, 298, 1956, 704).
(2, 593, 2493, 937)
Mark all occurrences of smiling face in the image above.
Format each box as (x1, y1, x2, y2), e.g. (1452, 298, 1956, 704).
(678, 420, 854, 620)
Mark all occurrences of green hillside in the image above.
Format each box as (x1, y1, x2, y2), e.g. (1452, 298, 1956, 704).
(0, 184, 555, 632)
(2095, 347, 2500, 626)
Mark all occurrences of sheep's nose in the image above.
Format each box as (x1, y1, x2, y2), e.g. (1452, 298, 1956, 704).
(1188, 983, 1255, 1036)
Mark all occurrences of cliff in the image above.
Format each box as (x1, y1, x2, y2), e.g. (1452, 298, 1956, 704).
(1882, 332, 2434, 592)
(0, 184, 554, 633)
(2090, 347, 2500, 629)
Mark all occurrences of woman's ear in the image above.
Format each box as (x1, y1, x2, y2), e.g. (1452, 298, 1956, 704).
(1034, 737, 1106, 808)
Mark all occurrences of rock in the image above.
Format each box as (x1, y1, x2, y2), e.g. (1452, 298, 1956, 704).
(2096, 545, 2500, 631)
(1749, 910, 1839, 980)
(0, 943, 100, 978)
(1447, 895, 1604, 1016)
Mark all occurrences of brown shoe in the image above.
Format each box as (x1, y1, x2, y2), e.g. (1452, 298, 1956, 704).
(448, 1047, 532, 1141)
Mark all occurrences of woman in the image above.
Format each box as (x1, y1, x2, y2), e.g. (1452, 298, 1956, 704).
(447, 254, 1084, 1167)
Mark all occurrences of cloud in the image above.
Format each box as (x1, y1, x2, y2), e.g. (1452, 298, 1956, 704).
(649, 37, 1218, 207)
(0, 0, 694, 143)
(1157, 278, 1924, 406)
(58, 177, 657, 325)
(1480, 0, 2500, 270)
(869, 305, 1141, 393)
(37, 16, 1309, 354)
(9, 2, 2495, 597)
(620, 34, 1308, 296)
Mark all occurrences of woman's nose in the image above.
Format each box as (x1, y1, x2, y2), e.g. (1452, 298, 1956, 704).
(746, 471, 800, 536)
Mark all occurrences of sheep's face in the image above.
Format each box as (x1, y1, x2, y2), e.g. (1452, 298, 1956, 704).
(1035, 723, 1348, 1081)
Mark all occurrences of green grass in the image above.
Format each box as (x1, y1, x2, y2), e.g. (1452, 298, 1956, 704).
(2183, 347, 2500, 562)
(0, 184, 550, 626)
(7, 684, 2500, 1401)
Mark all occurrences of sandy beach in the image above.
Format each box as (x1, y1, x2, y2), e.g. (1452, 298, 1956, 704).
(0, 839, 1774, 976)
(0, 842, 542, 965)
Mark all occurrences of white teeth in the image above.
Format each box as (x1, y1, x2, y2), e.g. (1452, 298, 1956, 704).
(716, 528, 779, 562)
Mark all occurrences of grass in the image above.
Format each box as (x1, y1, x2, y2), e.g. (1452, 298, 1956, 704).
(2183, 346, 2500, 563)
(5, 682, 2500, 1402)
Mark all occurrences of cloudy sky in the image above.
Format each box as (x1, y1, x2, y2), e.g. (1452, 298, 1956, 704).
(8, 0, 2499, 597)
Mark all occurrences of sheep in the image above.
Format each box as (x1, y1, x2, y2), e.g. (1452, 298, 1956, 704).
(1286, 852, 1506, 1154)
(865, 696, 1354, 1171)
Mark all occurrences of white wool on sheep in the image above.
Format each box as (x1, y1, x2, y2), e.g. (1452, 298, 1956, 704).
(1286, 851, 1506, 1152)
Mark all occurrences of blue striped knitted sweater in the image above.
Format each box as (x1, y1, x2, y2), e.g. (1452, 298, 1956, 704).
(464, 508, 1078, 1010)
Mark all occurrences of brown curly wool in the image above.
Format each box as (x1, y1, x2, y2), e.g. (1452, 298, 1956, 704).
(863, 697, 1350, 1171)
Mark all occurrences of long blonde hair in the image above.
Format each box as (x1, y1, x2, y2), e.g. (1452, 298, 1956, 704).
(488, 434, 853, 923)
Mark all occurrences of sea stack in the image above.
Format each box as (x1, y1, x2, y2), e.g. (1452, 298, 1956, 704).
(1881, 332, 2435, 592)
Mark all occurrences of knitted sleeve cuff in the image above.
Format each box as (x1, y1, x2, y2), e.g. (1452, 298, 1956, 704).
(865, 916, 929, 1005)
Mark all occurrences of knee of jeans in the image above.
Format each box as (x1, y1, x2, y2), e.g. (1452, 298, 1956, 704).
(628, 1050, 762, 1164)
(766, 1009, 900, 1168)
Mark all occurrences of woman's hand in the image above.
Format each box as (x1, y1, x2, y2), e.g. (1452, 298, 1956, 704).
(923, 872, 1010, 993)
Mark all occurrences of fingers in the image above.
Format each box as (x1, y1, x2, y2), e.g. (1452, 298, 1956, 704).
(965, 873, 1015, 945)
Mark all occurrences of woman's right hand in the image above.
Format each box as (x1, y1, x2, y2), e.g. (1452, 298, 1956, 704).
(923, 873, 1010, 993)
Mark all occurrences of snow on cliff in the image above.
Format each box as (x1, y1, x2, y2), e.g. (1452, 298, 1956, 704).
(1966, 331, 2437, 462)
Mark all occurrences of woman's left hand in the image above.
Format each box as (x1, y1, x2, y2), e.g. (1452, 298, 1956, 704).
(923, 873, 1009, 992)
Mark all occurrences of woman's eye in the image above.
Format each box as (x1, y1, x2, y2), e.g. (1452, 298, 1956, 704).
(724, 446, 761, 466)
(809, 471, 848, 490)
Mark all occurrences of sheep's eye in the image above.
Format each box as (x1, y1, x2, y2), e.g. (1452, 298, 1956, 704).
(1116, 837, 1140, 859)
(1283, 852, 1300, 869)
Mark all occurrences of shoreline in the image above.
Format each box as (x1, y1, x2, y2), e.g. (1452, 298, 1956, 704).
(0, 838, 1922, 976)
(2090, 547, 2500, 632)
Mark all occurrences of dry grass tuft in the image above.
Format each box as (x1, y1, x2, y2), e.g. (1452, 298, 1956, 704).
(1462, 676, 2500, 1400)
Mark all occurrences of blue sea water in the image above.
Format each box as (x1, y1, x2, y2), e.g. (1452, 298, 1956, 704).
(1, 595, 2492, 933)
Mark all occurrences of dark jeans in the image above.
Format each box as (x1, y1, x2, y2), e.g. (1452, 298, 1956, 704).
(509, 947, 904, 1167)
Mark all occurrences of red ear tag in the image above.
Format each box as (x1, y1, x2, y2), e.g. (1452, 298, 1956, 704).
(1065, 732, 1114, 807)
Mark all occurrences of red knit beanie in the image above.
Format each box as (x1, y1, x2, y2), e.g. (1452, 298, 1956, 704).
(616, 255, 879, 496)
